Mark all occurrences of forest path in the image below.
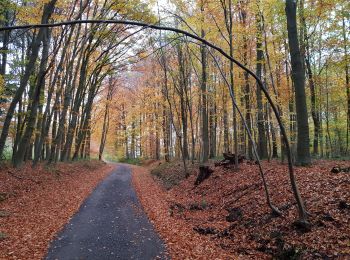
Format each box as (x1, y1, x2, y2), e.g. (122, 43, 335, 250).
(45, 164, 167, 260)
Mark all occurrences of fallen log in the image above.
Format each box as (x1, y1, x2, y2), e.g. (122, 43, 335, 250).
(223, 152, 246, 163)
(193, 226, 217, 235)
(331, 166, 350, 173)
(214, 152, 246, 167)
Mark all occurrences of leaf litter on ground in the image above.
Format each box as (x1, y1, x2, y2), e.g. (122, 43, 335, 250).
(132, 160, 350, 259)
(0, 160, 113, 260)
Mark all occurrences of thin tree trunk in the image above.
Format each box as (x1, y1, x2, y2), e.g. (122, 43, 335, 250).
(0, 0, 57, 157)
(300, 2, 320, 156)
(342, 13, 350, 154)
(227, 0, 238, 167)
(13, 27, 50, 167)
(256, 11, 268, 159)
(223, 87, 229, 153)
(240, 5, 253, 160)
(200, 27, 209, 163)
(161, 55, 170, 162)
(99, 86, 112, 161)
(0, 10, 10, 76)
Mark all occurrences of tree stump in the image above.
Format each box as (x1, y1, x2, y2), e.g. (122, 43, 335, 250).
(194, 165, 214, 185)
(226, 207, 243, 222)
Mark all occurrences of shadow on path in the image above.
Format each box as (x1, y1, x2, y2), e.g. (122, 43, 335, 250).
(46, 164, 167, 260)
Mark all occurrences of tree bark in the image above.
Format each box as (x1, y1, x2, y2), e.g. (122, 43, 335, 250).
(256, 12, 268, 159)
(300, 1, 320, 156)
(240, 5, 253, 160)
(201, 28, 209, 163)
(285, 0, 311, 166)
(13, 27, 51, 167)
(99, 79, 113, 161)
(342, 13, 350, 153)
(0, 0, 57, 158)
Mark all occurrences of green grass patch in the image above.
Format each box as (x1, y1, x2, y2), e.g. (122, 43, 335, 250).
(117, 157, 143, 165)
(0, 232, 7, 240)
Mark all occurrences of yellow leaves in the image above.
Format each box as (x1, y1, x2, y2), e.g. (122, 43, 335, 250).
(0, 0, 16, 22)
(17, 7, 40, 25)
(138, 51, 148, 60)
(16, 0, 44, 25)
(110, 0, 156, 23)
(16, 0, 68, 25)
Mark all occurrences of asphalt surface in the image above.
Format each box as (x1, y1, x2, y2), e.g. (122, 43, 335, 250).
(46, 164, 167, 260)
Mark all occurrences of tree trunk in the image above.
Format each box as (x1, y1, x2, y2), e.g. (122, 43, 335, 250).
(178, 45, 189, 160)
(99, 82, 113, 161)
(223, 88, 229, 153)
(256, 13, 268, 159)
(227, 0, 238, 167)
(0, 0, 57, 157)
(209, 82, 217, 159)
(13, 27, 50, 167)
(0, 9, 9, 76)
(161, 55, 170, 162)
(285, 0, 311, 165)
(342, 13, 350, 153)
(240, 6, 253, 160)
(201, 28, 209, 163)
(34, 24, 76, 165)
(300, 2, 320, 156)
(99, 106, 109, 161)
(61, 52, 89, 161)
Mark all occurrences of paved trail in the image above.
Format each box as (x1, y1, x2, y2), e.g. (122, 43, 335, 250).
(46, 164, 167, 260)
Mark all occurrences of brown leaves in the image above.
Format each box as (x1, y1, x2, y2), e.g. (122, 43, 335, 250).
(0, 161, 113, 260)
(131, 165, 232, 259)
(132, 160, 350, 259)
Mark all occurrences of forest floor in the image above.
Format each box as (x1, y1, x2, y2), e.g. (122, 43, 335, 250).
(0, 160, 113, 259)
(132, 159, 350, 259)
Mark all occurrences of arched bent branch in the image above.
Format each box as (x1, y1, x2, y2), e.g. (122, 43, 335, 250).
(181, 35, 280, 215)
(0, 19, 307, 222)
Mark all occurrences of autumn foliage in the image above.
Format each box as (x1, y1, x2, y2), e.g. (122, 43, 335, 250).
(0, 0, 349, 258)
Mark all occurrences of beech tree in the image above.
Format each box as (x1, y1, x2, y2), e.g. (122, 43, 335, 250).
(285, 0, 311, 166)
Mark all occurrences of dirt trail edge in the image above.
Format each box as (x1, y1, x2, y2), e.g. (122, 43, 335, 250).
(46, 164, 167, 260)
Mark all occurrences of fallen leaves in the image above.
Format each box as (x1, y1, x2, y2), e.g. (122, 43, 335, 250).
(132, 160, 350, 259)
(0, 160, 113, 260)
(131, 165, 232, 259)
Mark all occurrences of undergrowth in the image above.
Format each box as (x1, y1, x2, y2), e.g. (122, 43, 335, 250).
(151, 160, 198, 190)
